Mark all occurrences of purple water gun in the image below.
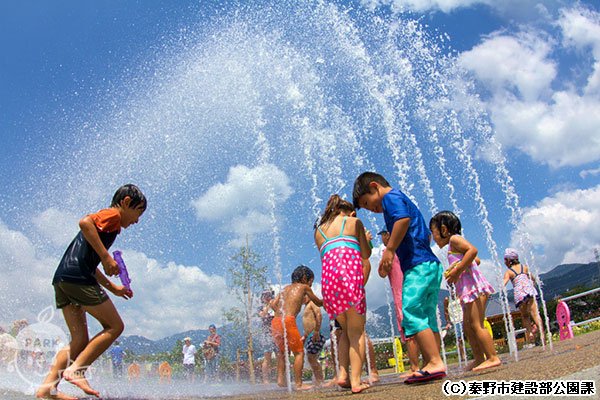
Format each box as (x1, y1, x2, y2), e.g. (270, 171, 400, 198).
(112, 250, 132, 293)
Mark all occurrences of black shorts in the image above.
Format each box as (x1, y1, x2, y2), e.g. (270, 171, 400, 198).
(183, 363, 195, 376)
(54, 282, 109, 308)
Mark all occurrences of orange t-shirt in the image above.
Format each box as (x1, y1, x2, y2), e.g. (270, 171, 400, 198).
(89, 208, 121, 234)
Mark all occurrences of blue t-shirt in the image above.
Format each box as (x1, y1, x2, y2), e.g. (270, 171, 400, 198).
(110, 346, 124, 363)
(382, 188, 439, 272)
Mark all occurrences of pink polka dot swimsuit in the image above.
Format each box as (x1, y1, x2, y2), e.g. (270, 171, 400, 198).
(318, 216, 366, 319)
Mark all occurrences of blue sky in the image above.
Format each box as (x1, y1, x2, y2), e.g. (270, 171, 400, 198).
(1, 0, 599, 340)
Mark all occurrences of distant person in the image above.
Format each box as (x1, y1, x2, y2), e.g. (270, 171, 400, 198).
(37, 184, 146, 400)
(503, 248, 543, 346)
(430, 211, 499, 371)
(182, 337, 197, 383)
(353, 172, 445, 383)
(110, 341, 124, 378)
(314, 194, 372, 393)
(269, 265, 323, 391)
(378, 229, 422, 377)
(301, 294, 326, 387)
(203, 325, 221, 383)
(258, 290, 276, 385)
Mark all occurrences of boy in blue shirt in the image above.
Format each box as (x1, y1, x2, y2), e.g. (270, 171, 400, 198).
(353, 172, 445, 383)
(37, 184, 146, 400)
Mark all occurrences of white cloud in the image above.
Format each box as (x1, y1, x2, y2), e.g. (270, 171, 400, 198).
(510, 184, 600, 269)
(458, 6, 600, 167)
(458, 33, 556, 102)
(32, 208, 80, 248)
(0, 221, 58, 331)
(191, 164, 293, 245)
(114, 251, 235, 339)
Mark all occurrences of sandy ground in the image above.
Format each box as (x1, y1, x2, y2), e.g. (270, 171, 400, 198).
(3, 331, 598, 399)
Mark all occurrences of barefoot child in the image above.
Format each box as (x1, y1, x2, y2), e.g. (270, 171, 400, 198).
(37, 184, 146, 400)
(353, 172, 445, 384)
(503, 248, 543, 346)
(314, 194, 372, 393)
(430, 211, 500, 372)
(301, 295, 326, 387)
(270, 265, 323, 391)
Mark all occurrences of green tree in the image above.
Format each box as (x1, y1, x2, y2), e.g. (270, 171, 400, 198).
(222, 236, 269, 385)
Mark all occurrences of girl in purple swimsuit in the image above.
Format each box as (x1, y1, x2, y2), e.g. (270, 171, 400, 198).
(314, 195, 372, 394)
(430, 211, 500, 372)
(503, 248, 543, 345)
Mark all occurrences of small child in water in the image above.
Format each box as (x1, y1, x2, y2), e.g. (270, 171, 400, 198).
(301, 295, 326, 387)
(270, 265, 323, 391)
(430, 211, 500, 372)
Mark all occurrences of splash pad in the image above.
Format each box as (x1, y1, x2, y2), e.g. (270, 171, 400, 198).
(0, 0, 557, 398)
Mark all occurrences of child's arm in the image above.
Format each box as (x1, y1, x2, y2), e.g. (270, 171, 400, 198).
(362, 258, 371, 285)
(445, 235, 478, 284)
(95, 269, 132, 299)
(79, 216, 119, 276)
(380, 218, 409, 271)
(443, 297, 451, 328)
(503, 271, 511, 287)
(355, 219, 372, 260)
(304, 286, 324, 307)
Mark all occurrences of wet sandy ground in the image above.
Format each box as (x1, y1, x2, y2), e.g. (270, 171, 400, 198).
(3, 330, 598, 399)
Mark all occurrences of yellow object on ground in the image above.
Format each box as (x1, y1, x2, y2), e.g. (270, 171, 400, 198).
(484, 318, 493, 338)
(394, 337, 404, 373)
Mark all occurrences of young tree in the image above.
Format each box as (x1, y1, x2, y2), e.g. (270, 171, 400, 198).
(223, 236, 269, 385)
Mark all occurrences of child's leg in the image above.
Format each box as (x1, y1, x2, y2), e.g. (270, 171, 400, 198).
(292, 350, 313, 391)
(338, 308, 368, 393)
(463, 303, 483, 370)
(323, 328, 342, 387)
(413, 328, 445, 374)
(365, 336, 379, 383)
(529, 299, 543, 342)
(274, 351, 286, 387)
(470, 295, 500, 371)
(519, 300, 533, 343)
(335, 328, 351, 387)
(405, 338, 421, 375)
(37, 305, 89, 400)
(307, 353, 324, 386)
(262, 351, 272, 384)
(63, 299, 123, 396)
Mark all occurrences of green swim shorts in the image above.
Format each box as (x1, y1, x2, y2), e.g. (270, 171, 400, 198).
(54, 282, 109, 308)
(401, 260, 443, 337)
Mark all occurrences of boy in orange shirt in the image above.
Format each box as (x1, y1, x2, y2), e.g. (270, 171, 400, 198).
(37, 184, 146, 400)
(270, 265, 323, 391)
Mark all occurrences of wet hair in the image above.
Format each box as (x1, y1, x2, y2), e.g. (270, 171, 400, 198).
(111, 184, 147, 211)
(429, 211, 462, 238)
(291, 265, 314, 284)
(352, 172, 390, 209)
(315, 194, 355, 229)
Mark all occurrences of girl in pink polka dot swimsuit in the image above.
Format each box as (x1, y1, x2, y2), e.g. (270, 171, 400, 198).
(314, 194, 372, 394)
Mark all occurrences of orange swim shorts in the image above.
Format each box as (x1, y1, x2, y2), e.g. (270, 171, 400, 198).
(271, 316, 304, 354)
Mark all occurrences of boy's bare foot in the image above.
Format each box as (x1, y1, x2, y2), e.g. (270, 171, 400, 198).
(465, 360, 484, 371)
(277, 380, 287, 388)
(337, 378, 351, 388)
(62, 368, 99, 397)
(294, 383, 315, 391)
(351, 383, 370, 394)
(362, 374, 380, 384)
(36, 385, 77, 400)
(399, 369, 419, 379)
(323, 379, 338, 387)
(472, 358, 501, 372)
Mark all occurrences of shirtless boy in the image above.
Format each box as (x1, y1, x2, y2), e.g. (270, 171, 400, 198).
(301, 295, 325, 387)
(270, 265, 323, 391)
